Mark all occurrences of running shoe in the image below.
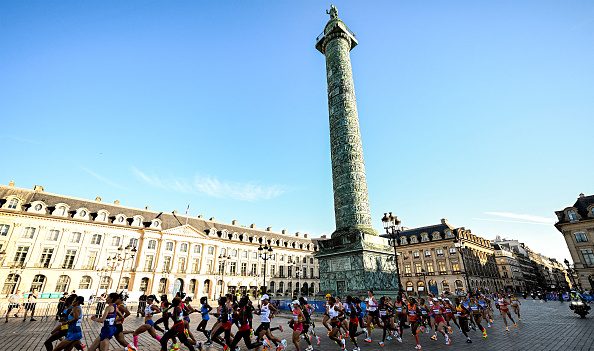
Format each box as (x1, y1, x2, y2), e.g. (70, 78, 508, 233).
(482, 330, 488, 338)
(397, 336, 402, 343)
(378, 341, 385, 347)
(263, 338, 270, 348)
(445, 336, 451, 345)
(513, 323, 518, 328)
(489, 319, 493, 323)
(466, 338, 472, 343)
(305, 347, 313, 351)
(447, 326, 452, 334)
(430, 335, 437, 341)
(80, 344, 86, 350)
(364, 337, 372, 343)
(341, 338, 346, 350)
(505, 327, 510, 332)
(386, 336, 392, 341)
(223, 344, 230, 351)
(363, 329, 369, 339)
(353, 348, 360, 351)
(415, 345, 422, 350)
(278, 324, 284, 333)
(487, 323, 491, 328)
(204, 341, 213, 346)
(281, 339, 287, 349)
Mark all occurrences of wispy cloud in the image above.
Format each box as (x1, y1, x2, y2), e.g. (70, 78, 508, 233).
(132, 167, 286, 201)
(82, 168, 127, 190)
(7, 136, 41, 145)
(473, 211, 556, 226)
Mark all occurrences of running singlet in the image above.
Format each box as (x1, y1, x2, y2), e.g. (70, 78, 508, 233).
(292, 308, 304, 332)
(367, 297, 378, 312)
(432, 306, 446, 323)
(145, 304, 154, 317)
(260, 305, 271, 323)
(66, 306, 83, 341)
(104, 304, 117, 327)
(328, 305, 339, 319)
(395, 302, 405, 315)
(238, 307, 251, 332)
(456, 305, 469, 318)
(201, 304, 210, 321)
(469, 303, 482, 315)
(498, 299, 509, 311)
(379, 305, 388, 318)
(349, 303, 360, 323)
(420, 305, 429, 317)
(407, 304, 418, 322)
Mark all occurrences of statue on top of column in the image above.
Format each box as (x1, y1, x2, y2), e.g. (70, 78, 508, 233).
(327, 4, 338, 19)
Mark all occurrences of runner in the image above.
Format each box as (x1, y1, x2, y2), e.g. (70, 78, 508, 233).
(52, 296, 85, 351)
(126, 294, 162, 348)
(498, 294, 517, 332)
(392, 295, 405, 343)
(210, 296, 233, 348)
(154, 294, 171, 332)
(196, 297, 213, 342)
(255, 294, 286, 351)
(159, 297, 197, 351)
(468, 296, 487, 338)
(5, 289, 22, 322)
(229, 296, 263, 351)
(378, 296, 397, 347)
(454, 297, 472, 343)
(442, 298, 459, 334)
(322, 294, 332, 331)
(112, 294, 135, 351)
(418, 298, 430, 334)
(289, 300, 306, 351)
(510, 295, 521, 320)
(406, 297, 423, 350)
(326, 296, 346, 350)
(478, 295, 493, 328)
(22, 289, 39, 321)
(428, 299, 451, 345)
(345, 296, 365, 351)
(44, 294, 85, 351)
(363, 290, 379, 343)
(89, 292, 122, 351)
(299, 296, 320, 347)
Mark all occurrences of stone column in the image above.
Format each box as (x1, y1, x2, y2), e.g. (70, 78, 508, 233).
(316, 6, 375, 238)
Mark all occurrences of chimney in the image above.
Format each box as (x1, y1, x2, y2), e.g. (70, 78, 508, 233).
(441, 218, 449, 225)
(304, 233, 308, 238)
(8, 180, 15, 187)
(95, 196, 102, 202)
(114, 200, 120, 205)
(209, 217, 215, 221)
(232, 219, 238, 225)
(197, 214, 203, 218)
(579, 193, 585, 198)
(321, 235, 327, 239)
(144, 206, 149, 210)
(33, 185, 44, 192)
(250, 223, 256, 228)
(282, 229, 287, 234)
(295, 232, 300, 237)
(266, 227, 272, 231)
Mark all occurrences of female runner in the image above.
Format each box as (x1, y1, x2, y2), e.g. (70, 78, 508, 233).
(290, 300, 307, 351)
(44, 294, 84, 351)
(326, 297, 346, 350)
(229, 297, 263, 351)
(196, 297, 213, 342)
(406, 297, 423, 351)
(89, 293, 122, 351)
(52, 296, 84, 351)
(498, 295, 517, 332)
(159, 297, 196, 351)
(127, 294, 162, 348)
(429, 299, 451, 345)
(364, 290, 380, 343)
(345, 296, 365, 351)
(454, 297, 472, 343)
(468, 296, 487, 338)
(510, 295, 521, 320)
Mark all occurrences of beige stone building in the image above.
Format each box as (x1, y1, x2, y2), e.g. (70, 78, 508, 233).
(0, 182, 320, 299)
(555, 193, 594, 290)
(384, 219, 500, 296)
(491, 243, 525, 292)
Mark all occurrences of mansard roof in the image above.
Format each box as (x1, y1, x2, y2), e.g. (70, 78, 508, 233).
(0, 184, 316, 247)
(555, 193, 594, 225)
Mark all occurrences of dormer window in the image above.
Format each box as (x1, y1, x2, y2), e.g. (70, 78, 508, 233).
(432, 232, 441, 240)
(115, 215, 126, 224)
(96, 211, 108, 222)
(7, 198, 19, 209)
(410, 235, 418, 244)
(568, 210, 578, 222)
(52, 204, 69, 217)
(151, 219, 162, 229)
(400, 236, 408, 245)
(34, 204, 42, 211)
(132, 216, 143, 227)
(421, 233, 429, 242)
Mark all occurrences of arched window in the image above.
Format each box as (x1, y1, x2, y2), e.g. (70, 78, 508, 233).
(98, 212, 107, 222)
(31, 274, 46, 292)
(204, 280, 211, 294)
(100, 277, 112, 290)
(400, 236, 408, 245)
(118, 277, 130, 290)
(406, 281, 414, 292)
(568, 210, 578, 222)
(455, 280, 464, 289)
(410, 235, 418, 244)
(140, 278, 149, 292)
(55, 275, 70, 292)
(2, 274, 20, 295)
(279, 281, 284, 294)
(270, 281, 276, 293)
(79, 276, 92, 289)
(417, 281, 425, 293)
(158, 278, 168, 294)
(442, 280, 450, 292)
(56, 205, 67, 216)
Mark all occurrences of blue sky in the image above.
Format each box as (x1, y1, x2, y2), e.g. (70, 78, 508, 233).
(1, 1, 593, 263)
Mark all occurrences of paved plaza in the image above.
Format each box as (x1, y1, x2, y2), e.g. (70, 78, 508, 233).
(0, 299, 592, 351)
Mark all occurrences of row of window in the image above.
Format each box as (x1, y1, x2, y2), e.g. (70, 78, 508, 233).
(404, 261, 459, 275)
(406, 247, 458, 259)
(567, 208, 594, 222)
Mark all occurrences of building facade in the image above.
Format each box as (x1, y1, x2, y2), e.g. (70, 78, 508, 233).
(384, 219, 499, 296)
(0, 182, 320, 299)
(555, 193, 594, 290)
(492, 243, 525, 293)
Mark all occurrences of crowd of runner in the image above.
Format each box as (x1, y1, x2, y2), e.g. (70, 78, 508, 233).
(36, 289, 523, 351)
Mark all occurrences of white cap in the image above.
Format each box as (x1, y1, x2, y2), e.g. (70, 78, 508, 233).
(260, 294, 270, 301)
(292, 300, 300, 305)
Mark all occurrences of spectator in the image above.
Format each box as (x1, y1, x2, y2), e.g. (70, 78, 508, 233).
(5, 290, 22, 322)
(23, 289, 38, 321)
(56, 292, 68, 320)
(137, 292, 147, 317)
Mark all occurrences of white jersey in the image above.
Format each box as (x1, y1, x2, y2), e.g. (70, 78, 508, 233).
(328, 304, 340, 318)
(366, 297, 378, 311)
(145, 304, 154, 316)
(261, 304, 271, 323)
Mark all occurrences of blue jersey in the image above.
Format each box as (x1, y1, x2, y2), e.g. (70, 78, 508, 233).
(66, 306, 83, 341)
(201, 304, 210, 321)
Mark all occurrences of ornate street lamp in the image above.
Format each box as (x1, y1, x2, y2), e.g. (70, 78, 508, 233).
(381, 212, 404, 295)
(218, 254, 231, 297)
(563, 259, 578, 289)
(453, 232, 472, 295)
(258, 244, 273, 295)
(116, 245, 137, 292)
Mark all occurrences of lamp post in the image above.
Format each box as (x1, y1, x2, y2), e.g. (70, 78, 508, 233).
(296, 267, 301, 298)
(453, 232, 472, 295)
(218, 254, 231, 297)
(563, 259, 578, 290)
(116, 245, 137, 292)
(381, 212, 404, 295)
(258, 244, 273, 295)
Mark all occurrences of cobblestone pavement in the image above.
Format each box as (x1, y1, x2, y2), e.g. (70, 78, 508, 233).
(0, 299, 592, 351)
